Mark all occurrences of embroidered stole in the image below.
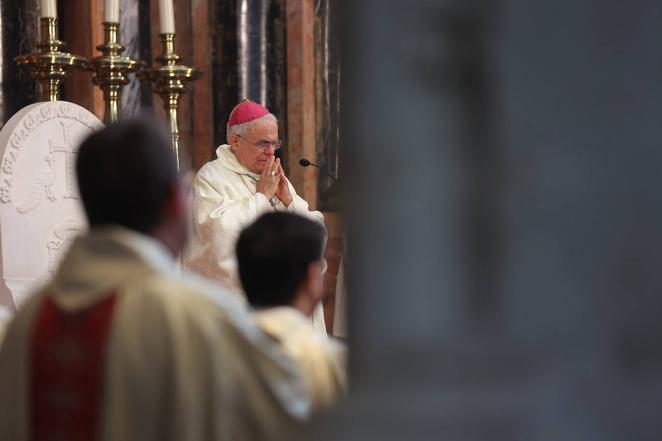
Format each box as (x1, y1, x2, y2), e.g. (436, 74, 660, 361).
(30, 293, 118, 441)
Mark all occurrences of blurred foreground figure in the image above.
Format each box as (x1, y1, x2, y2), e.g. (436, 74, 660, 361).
(183, 100, 327, 332)
(237, 213, 346, 411)
(0, 119, 309, 441)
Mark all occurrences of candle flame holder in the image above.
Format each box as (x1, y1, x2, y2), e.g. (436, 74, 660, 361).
(90, 22, 144, 124)
(139, 33, 202, 168)
(15, 17, 89, 102)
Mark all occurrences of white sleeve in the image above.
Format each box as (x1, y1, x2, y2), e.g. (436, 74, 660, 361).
(184, 173, 273, 289)
(285, 181, 325, 226)
(196, 175, 272, 232)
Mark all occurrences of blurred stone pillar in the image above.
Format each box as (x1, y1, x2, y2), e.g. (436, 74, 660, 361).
(0, 0, 38, 128)
(318, 0, 662, 440)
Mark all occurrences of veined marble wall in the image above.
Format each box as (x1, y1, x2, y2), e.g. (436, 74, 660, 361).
(120, 0, 154, 117)
(212, 0, 287, 152)
(314, 0, 340, 211)
(0, 0, 39, 129)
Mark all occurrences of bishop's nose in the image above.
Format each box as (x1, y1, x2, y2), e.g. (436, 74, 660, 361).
(263, 144, 277, 155)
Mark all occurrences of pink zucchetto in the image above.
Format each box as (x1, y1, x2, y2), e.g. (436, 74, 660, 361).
(227, 99, 271, 126)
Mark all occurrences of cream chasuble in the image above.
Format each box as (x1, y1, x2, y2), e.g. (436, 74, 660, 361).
(254, 307, 347, 411)
(0, 228, 310, 441)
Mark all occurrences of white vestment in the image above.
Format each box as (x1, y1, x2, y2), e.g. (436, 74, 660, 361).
(0, 227, 310, 441)
(254, 306, 347, 411)
(183, 145, 327, 332)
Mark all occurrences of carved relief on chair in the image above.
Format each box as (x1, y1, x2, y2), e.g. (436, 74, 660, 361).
(0, 102, 103, 309)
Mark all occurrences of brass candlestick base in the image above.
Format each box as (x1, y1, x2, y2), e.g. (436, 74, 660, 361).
(90, 22, 144, 124)
(140, 33, 202, 168)
(15, 17, 89, 102)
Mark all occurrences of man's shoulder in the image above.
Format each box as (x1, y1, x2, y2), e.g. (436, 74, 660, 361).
(137, 270, 246, 317)
(257, 307, 343, 357)
(292, 322, 346, 364)
(196, 155, 235, 182)
(194, 157, 244, 199)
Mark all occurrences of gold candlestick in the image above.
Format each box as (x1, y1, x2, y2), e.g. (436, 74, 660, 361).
(140, 33, 202, 168)
(90, 22, 144, 124)
(15, 17, 89, 102)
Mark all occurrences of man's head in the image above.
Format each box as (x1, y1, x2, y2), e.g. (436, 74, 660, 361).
(226, 100, 280, 174)
(237, 213, 326, 315)
(76, 118, 189, 255)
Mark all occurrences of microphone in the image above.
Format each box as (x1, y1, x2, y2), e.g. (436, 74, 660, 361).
(299, 158, 337, 181)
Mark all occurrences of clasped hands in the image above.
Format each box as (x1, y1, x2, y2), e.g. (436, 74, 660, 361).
(256, 156, 293, 206)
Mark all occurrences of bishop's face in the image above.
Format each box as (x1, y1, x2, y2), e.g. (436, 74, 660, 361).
(230, 118, 279, 174)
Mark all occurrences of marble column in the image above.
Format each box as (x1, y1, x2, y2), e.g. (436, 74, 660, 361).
(212, 0, 287, 151)
(120, 0, 154, 117)
(314, 0, 340, 210)
(318, 0, 662, 440)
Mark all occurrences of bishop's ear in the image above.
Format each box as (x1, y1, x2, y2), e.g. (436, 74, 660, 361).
(229, 135, 239, 151)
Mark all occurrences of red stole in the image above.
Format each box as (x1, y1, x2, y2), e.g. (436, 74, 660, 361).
(29, 293, 117, 441)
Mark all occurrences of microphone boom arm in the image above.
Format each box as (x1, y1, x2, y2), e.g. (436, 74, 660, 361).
(298, 158, 337, 181)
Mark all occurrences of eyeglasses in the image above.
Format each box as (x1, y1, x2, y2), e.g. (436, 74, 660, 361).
(237, 135, 282, 150)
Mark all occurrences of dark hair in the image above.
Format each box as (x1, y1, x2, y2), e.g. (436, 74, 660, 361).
(76, 118, 180, 233)
(236, 212, 325, 307)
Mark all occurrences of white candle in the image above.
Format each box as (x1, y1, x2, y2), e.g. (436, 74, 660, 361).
(40, 0, 57, 18)
(159, 0, 175, 34)
(105, 0, 120, 23)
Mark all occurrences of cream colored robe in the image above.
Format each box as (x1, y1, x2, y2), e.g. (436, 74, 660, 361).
(183, 145, 327, 332)
(254, 306, 347, 411)
(0, 227, 310, 441)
